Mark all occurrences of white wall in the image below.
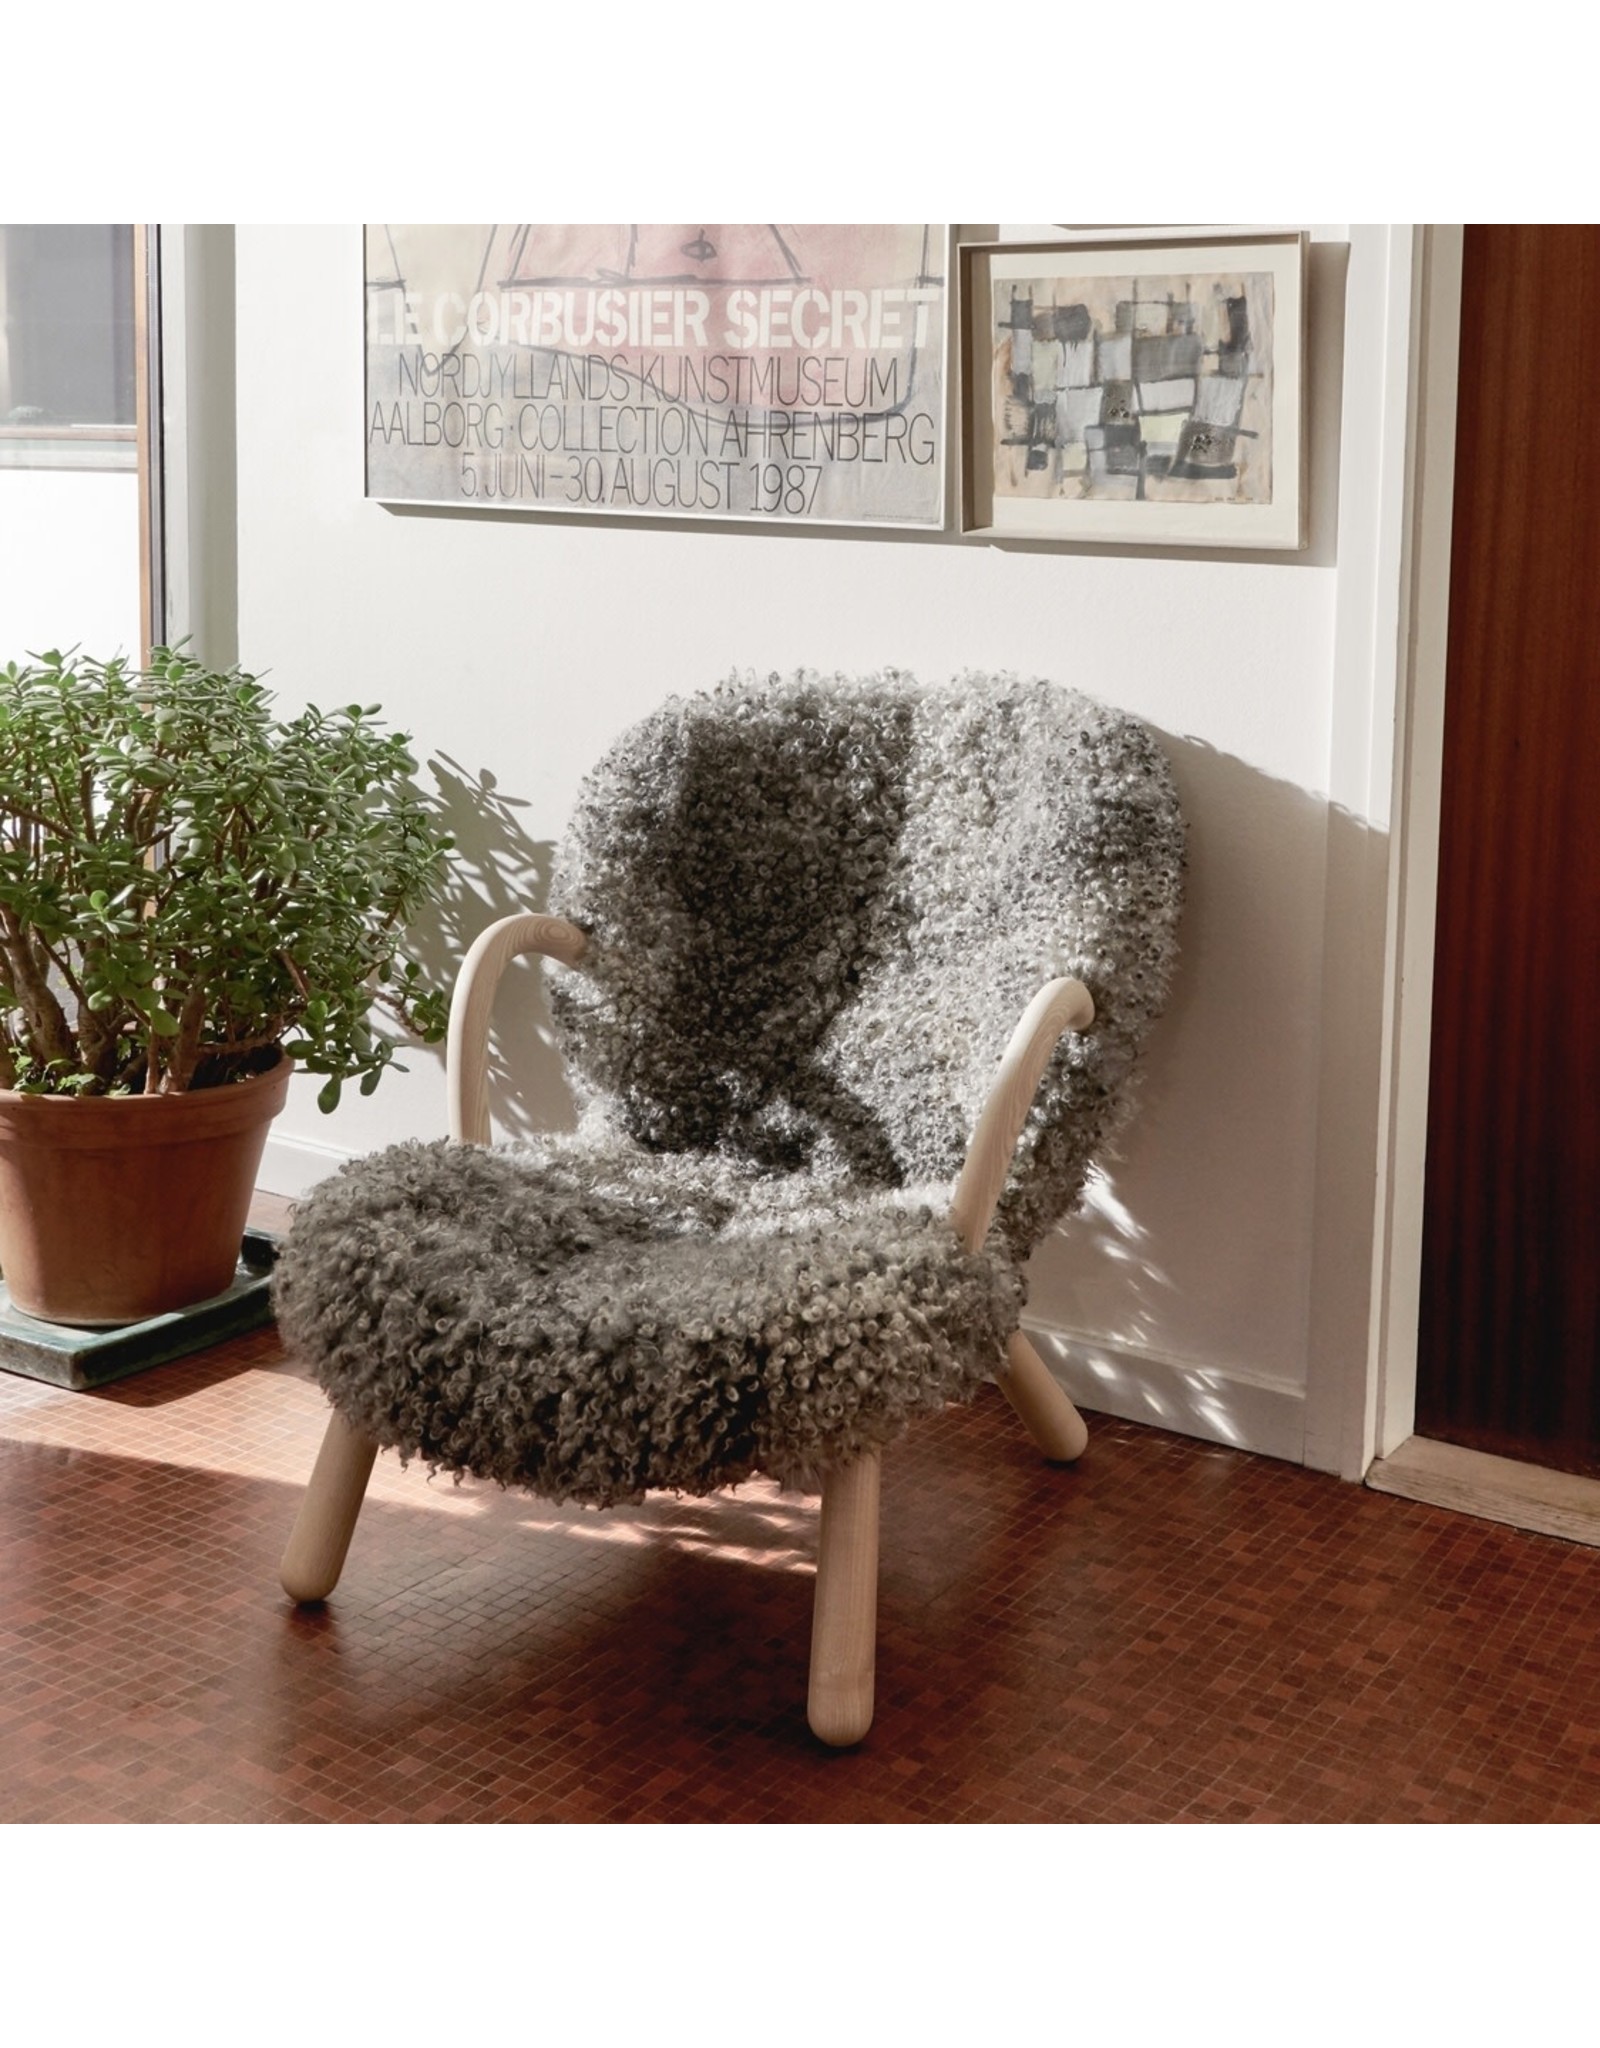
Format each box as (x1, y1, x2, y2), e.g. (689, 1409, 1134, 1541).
(229, 223, 1414, 1472)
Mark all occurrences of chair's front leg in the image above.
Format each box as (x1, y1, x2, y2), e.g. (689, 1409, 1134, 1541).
(807, 1449, 881, 1747)
(279, 1409, 379, 1603)
(1000, 1331, 1089, 1462)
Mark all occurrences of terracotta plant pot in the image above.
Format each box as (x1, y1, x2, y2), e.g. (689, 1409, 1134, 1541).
(0, 1053, 292, 1326)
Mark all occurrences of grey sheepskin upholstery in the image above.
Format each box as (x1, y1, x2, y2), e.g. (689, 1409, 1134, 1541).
(273, 669, 1184, 1508)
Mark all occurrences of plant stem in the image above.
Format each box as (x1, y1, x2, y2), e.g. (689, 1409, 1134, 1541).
(164, 979, 210, 1093)
(0, 908, 75, 1068)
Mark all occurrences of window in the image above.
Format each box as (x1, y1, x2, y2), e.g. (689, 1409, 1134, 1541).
(0, 224, 138, 472)
(0, 223, 152, 661)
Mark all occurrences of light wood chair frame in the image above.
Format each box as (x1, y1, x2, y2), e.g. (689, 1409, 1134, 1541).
(281, 912, 1094, 1747)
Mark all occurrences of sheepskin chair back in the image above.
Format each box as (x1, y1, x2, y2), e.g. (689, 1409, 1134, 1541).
(548, 669, 1184, 1255)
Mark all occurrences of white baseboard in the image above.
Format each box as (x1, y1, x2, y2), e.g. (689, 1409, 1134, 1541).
(258, 1130, 354, 1200)
(1023, 1318, 1308, 1466)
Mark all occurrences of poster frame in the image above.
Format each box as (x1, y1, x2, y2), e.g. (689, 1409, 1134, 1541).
(362, 224, 955, 534)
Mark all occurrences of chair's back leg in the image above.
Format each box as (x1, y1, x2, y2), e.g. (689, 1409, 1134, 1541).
(807, 1448, 881, 1747)
(280, 1409, 380, 1603)
(1000, 1331, 1089, 1462)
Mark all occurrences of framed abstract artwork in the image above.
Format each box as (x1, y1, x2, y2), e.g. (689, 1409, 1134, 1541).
(958, 231, 1308, 549)
(364, 225, 950, 530)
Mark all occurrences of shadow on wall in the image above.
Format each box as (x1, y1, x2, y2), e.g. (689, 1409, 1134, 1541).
(1024, 726, 1385, 1459)
(402, 753, 577, 1142)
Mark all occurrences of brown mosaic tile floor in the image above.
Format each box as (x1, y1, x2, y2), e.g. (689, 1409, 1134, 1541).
(3, 1246, 1599, 1822)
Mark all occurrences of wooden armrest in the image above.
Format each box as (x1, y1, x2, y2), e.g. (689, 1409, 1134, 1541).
(446, 912, 589, 1145)
(948, 977, 1095, 1252)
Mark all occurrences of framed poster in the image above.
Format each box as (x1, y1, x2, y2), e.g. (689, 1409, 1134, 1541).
(959, 232, 1308, 550)
(365, 225, 949, 529)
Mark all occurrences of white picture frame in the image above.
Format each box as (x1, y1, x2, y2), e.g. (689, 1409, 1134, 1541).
(959, 231, 1308, 550)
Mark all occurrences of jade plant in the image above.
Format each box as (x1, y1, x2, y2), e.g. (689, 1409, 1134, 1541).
(0, 645, 452, 1109)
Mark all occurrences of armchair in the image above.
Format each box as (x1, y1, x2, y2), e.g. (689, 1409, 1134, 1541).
(274, 669, 1184, 1746)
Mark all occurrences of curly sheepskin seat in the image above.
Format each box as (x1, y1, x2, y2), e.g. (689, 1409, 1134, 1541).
(275, 668, 1184, 1745)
